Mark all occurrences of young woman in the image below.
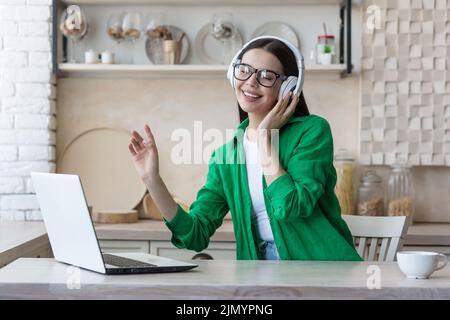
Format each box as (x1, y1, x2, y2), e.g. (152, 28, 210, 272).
(128, 37, 362, 261)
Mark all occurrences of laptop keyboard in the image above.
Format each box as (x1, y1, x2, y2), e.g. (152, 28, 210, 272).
(102, 253, 156, 268)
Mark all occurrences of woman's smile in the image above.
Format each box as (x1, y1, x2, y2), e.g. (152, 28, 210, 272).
(242, 90, 262, 102)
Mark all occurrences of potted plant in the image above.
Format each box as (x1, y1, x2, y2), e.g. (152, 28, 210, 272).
(320, 44, 333, 65)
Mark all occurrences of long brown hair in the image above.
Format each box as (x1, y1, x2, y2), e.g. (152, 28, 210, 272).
(236, 38, 310, 123)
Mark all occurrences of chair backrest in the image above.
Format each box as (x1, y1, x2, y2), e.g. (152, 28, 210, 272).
(341, 215, 410, 262)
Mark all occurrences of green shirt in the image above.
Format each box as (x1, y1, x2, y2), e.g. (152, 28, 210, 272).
(164, 114, 362, 261)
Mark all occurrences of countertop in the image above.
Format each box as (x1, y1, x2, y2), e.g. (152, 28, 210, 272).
(1, 258, 450, 299)
(0, 222, 49, 267)
(1, 220, 450, 268)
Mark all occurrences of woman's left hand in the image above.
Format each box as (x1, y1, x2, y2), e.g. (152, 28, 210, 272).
(257, 92, 300, 132)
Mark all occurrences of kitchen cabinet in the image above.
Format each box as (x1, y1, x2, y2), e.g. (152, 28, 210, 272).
(95, 219, 236, 259)
(53, 0, 353, 80)
(98, 240, 150, 253)
(98, 240, 236, 260)
(149, 240, 235, 260)
(98, 239, 450, 262)
(94, 220, 450, 262)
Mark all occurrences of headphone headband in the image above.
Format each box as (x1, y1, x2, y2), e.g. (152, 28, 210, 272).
(227, 35, 305, 95)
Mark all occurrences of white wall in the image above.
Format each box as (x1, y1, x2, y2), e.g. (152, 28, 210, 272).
(0, 0, 55, 221)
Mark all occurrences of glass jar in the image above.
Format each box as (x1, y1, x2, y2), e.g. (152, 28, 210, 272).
(357, 170, 385, 216)
(316, 34, 335, 64)
(387, 159, 414, 221)
(334, 149, 355, 215)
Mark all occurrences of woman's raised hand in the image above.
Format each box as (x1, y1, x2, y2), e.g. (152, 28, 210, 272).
(128, 124, 159, 182)
(258, 92, 299, 132)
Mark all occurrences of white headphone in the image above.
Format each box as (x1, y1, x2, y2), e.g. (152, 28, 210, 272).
(227, 35, 305, 100)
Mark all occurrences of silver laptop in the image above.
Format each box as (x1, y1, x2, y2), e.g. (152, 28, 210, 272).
(31, 172, 198, 275)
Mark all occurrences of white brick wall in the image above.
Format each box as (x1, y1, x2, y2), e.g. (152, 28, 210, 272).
(0, 0, 55, 221)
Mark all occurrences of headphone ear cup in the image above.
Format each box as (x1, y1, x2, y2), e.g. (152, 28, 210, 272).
(278, 76, 298, 100)
(227, 64, 234, 88)
(227, 59, 240, 89)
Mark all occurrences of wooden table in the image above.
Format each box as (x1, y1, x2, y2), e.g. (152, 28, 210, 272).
(1, 258, 450, 299)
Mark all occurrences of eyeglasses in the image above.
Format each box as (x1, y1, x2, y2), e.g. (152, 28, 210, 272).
(233, 63, 287, 88)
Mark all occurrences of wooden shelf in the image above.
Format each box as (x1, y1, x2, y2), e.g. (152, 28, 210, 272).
(58, 63, 347, 80)
(61, 0, 343, 6)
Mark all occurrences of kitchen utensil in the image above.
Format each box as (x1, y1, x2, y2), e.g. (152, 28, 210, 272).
(163, 39, 181, 64)
(145, 25, 189, 64)
(91, 209, 138, 224)
(58, 128, 147, 212)
(251, 22, 299, 48)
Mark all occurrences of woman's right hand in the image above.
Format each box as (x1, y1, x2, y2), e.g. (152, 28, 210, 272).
(128, 124, 159, 182)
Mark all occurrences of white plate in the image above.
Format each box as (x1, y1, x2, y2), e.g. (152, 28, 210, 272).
(145, 25, 189, 64)
(251, 22, 299, 48)
(195, 22, 243, 65)
(58, 128, 147, 211)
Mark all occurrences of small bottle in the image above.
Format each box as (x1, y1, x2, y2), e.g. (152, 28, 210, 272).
(334, 149, 355, 215)
(357, 170, 385, 216)
(387, 158, 415, 223)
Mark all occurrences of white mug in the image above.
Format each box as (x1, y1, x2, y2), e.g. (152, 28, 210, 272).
(101, 50, 115, 64)
(397, 251, 448, 279)
(85, 49, 100, 64)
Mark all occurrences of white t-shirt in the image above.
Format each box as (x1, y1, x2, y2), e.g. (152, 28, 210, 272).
(243, 128, 275, 242)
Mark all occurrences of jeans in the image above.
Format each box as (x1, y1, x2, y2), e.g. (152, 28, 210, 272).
(257, 240, 280, 260)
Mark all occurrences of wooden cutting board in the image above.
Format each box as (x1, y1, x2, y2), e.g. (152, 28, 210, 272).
(142, 194, 190, 220)
(91, 209, 138, 224)
(58, 128, 147, 212)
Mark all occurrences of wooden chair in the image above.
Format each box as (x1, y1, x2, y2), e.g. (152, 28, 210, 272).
(341, 215, 410, 262)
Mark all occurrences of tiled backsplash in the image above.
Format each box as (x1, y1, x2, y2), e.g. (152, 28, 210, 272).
(360, 0, 450, 166)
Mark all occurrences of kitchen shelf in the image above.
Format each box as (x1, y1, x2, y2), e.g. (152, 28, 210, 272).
(53, 0, 353, 76)
(60, 0, 344, 5)
(58, 63, 347, 80)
